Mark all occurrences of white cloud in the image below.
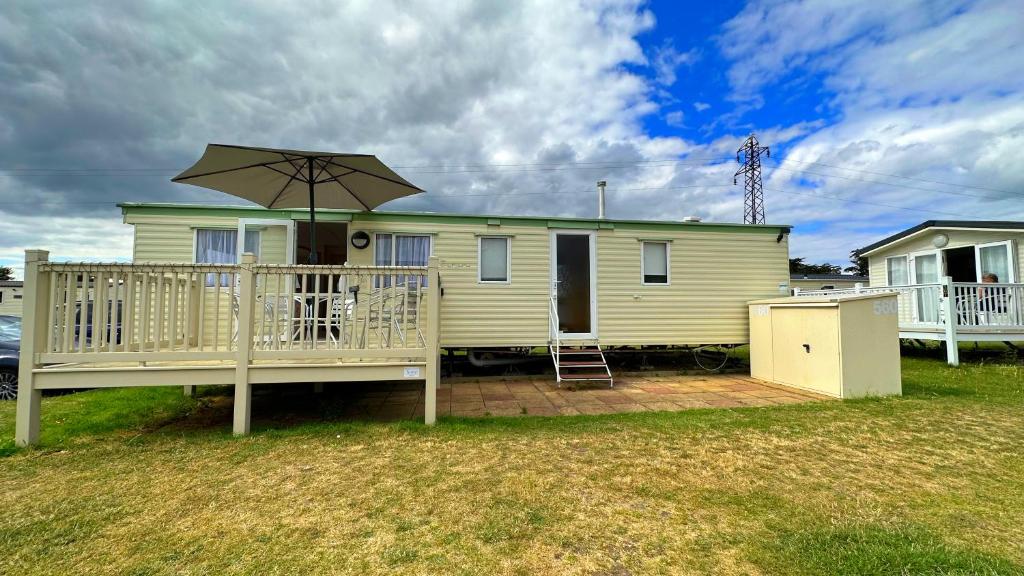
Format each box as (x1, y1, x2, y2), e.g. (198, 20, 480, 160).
(719, 0, 1024, 264)
(3, 0, 1022, 273)
(650, 41, 698, 86)
(1, 0, 724, 276)
(665, 110, 685, 127)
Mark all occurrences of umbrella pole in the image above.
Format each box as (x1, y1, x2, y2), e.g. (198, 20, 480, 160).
(307, 158, 318, 264)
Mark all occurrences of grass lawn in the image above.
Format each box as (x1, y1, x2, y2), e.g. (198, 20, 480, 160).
(1, 352, 1023, 575)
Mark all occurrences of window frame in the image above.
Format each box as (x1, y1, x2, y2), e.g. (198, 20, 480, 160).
(477, 236, 512, 284)
(193, 227, 240, 287)
(640, 240, 670, 286)
(975, 240, 1015, 283)
(885, 255, 909, 286)
(373, 233, 434, 266)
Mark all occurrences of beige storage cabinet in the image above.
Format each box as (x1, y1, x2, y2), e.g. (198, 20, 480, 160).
(748, 293, 901, 398)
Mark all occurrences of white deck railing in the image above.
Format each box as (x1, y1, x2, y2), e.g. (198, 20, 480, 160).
(794, 277, 1024, 366)
(30, 256, 437, 364)
(15, 250, 444, 445)
(951, 282, 1024, 329)
(250, 264, 429, 359)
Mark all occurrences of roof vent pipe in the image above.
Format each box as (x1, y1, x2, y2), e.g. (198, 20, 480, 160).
(597, 180, 607, 219)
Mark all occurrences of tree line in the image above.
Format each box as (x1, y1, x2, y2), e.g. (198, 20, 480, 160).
(790, 250, 867, 276)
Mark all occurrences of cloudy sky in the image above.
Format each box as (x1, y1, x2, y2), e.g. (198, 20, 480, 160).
(2, 0, 1022, 277)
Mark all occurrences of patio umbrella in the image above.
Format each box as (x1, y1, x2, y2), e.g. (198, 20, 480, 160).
(172, 144, 423, 263)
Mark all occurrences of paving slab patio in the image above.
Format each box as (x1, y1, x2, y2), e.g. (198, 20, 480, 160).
(312, 373, 829, 420)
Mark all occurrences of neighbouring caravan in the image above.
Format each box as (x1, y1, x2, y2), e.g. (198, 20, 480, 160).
(0, 281, 22, 317)
(857, 220, 1023, 287)
(790, 273, 867, 294)
(121, 203, 792, 353)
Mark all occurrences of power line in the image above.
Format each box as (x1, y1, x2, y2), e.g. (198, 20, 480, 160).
(0, 156, 731, 174)
(3, 155, 1018, 209)
(779, 158, 1016, 195)
(767, 165, 1022, 201)
(16, 184, 736, 205)
(763, 187, 969, 218)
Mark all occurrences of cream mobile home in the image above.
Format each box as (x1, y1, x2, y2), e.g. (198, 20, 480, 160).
(0, 281, 22, 317)
(121, 202, 791, 352)
(13, 201, 791, 445)
(793, 220, 1024, 366)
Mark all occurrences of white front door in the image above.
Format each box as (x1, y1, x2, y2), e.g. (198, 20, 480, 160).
(238, 219, 295, 264)
(550, 230, 598, 339)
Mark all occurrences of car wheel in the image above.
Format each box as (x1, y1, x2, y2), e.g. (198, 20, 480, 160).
(0, 368, 17, 401)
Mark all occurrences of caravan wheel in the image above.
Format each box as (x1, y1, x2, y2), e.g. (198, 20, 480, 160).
(693, 345, 730, 372)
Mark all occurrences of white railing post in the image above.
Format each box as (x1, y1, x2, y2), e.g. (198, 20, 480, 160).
(233, 253, 256, 436)
(941, 275, 959, 366)
(854, 282, 863, 294)
(793, 287, 801, 295)
(15, 249, 50, 447)
(424, 256, 440, 425)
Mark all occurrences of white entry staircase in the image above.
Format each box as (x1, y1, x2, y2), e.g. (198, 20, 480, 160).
(549, 289, 613, 387)
(551, 343, 613, 387)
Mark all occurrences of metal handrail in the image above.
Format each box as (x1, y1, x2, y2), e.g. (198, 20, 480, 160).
(549, 290, 560, 382)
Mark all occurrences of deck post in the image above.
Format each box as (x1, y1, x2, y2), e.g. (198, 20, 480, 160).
(941, 275, 959, 366)
(183, 385, 195, 397)
(15, 250, 49, 447)
(233, 253, 256, 436)
(424, 256, 440, 425)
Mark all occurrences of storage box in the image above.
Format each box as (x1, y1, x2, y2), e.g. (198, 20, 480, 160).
(748, 293, 901, 398)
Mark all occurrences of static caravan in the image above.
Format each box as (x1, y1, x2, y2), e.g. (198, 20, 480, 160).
(857, 220, 1023, 287)
(0, 281, 23, 317)
(790, 273, 867, 294)
(120, 203, 791, 380)
(794, 220, 1024, 366)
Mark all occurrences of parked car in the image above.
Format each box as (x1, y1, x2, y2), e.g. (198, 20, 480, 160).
(0, 315, 19, 401)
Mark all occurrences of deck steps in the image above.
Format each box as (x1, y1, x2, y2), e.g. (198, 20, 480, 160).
(550, 343, 613, 387)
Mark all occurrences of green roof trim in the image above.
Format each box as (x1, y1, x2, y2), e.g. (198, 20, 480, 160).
(118, 202, 790, 234)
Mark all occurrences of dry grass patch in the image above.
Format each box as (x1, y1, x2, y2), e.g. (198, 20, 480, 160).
(1, 357, 1023, 574)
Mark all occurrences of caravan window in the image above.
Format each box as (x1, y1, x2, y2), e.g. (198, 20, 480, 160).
(478, 237, 510, 283)
(641, 241, 670, 285)
(195, 228, 260, 286)
(886, 255, 908, 286)
(374, 233, 431, 287)
(374, 234, 431, 267)
(977, 241, 1013, 283)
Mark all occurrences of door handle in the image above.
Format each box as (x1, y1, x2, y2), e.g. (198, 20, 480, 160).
(802, 344, 811, 353)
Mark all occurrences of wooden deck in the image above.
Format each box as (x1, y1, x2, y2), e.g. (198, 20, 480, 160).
(15, 251, 442, 446)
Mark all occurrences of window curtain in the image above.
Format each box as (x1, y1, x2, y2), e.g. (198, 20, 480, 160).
(374, 234, 430, 287)
(978, 244, 1010, 283)
(243, 230, 261, 260)
(643, 242, 668, 283)
(196, 229, 237, 286)
(374, 234, 393, 266)
(480, 237, 509, 281)
(913, 255, 940, 322)
(887, 257, 908, 286)
(914, 254, 938, 283)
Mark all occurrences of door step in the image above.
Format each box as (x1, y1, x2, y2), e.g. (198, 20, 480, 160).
(550, 343, 613, 387)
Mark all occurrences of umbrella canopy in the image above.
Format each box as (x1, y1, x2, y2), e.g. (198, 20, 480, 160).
(172, 144, 424, 263)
